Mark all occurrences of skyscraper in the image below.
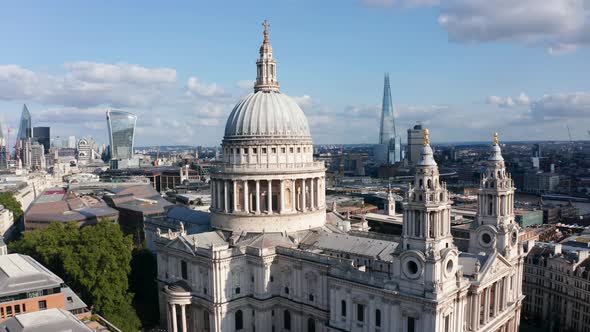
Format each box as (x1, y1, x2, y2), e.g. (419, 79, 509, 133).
(407, 122, 425, 165)
(33, 126, 50, 154)
(16, 105, 32, 166)
(106, 110, 137, 168)
(16, 105, 32, 141)
(375, 73, 402, 165)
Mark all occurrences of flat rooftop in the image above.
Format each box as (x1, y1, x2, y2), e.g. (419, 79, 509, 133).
(0, 254, 63, 296)
(0, 308, 92, 332)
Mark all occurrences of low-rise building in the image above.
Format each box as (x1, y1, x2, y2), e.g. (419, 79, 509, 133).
(0, 308, 92, 332)
(523, 241, 590, 332)
(0, 254, 88, 322)
(24, 188, 119, 231)
(103, 184, 173, 244)
(515, 209, 544, 227)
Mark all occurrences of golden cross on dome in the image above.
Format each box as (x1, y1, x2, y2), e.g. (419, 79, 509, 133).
(262, 20, 270, 43)
(494, 132, 499, 145)
(424, 128, 430, 146)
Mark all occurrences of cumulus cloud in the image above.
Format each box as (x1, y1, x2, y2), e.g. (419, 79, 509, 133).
(236, 80, 255, 90)
(531, 92, 590, 119)
(186, 77, 226, 97)
(0, 62, 177, 108)
(487, 92, 530, 108)
(438, 0, 590, 54)
(487, 96, 515, 108)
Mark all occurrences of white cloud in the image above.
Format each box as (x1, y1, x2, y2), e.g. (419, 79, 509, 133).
(487, 95, 515, 108)
(292, 95, 315, 109)
(236, 80, 255, 90)
(186, 77, 226, 97)
(0, 62, 177, 108)
(531, 92, 590, 119)
(486, 92, 530, 108)
(515, 92, 530, 106)
(64, 62, 176, 85)
(438, 0, 590, 54)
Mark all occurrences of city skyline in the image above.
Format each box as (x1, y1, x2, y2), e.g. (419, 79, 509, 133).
(0, 1, 590, 146)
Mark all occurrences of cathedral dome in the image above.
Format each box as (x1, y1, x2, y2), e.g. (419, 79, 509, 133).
(224, 91, 311, 140)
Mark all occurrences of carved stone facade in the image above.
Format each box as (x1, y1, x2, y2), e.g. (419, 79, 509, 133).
(154, 23, 525, 332)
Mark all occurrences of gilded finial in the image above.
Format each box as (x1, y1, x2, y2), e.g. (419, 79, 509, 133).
(423, 128, 430, 146)
(493, 132, 499, 145)
(262, 20, 270, 43)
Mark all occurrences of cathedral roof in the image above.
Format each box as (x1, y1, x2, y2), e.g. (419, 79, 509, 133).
(224, 91, 311, 140)
(223, 20, 311, 142)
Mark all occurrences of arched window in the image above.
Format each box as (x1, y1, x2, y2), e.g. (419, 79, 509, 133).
(284, 310, 291, 330)
(341, 300, 347, 317)
(375, 309, 382, 327)
(307, 318, 316, 332)
(419, 179, 423, 188)
(235, 310, 243, 330)
(488, 202, 493, 215)
(439, 192, 444, 202)
(427, 179, 432, 189)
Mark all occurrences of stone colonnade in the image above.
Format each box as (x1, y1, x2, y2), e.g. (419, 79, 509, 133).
(469, 276, 516, 331)
(210, 176, 325, 214)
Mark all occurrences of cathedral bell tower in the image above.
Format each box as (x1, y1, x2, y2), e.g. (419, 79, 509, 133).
(402, 129, 453, 252)
(470, 133, 520, 259)
(395, 129, 460, 299)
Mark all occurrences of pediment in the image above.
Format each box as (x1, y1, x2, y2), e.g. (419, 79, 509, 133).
(165, 235, 196, 255)
(477, 252, 512, 284)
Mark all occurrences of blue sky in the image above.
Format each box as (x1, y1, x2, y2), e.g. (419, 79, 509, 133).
(1, 0, 590, 146)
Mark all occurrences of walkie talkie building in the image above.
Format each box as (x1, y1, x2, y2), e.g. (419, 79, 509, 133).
(106, 110, 137, 162)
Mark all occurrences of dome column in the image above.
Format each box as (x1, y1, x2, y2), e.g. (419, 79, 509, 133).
(224, 181, 229, 213)
(291, 179, 296, 212)
(243, 180, 249, 214)
(216, 180, 222, 212)
(232, 181, 238, 212)
(279, 180, 285, 214)
(301, 178, 307, 211)
(255, 180, 261, 214)
(267, 180, 273, 214)
(310, 178, 315, 210)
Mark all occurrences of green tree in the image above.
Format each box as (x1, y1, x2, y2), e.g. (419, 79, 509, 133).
(9, 221, 141, 332)
(129, 248, 160, 328)
(0, 192, 23, 221)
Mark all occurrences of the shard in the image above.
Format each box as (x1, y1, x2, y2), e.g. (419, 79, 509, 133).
(375, 73, 402, 165)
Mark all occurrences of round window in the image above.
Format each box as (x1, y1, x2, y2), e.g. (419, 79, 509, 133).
(482, 233, 492, 244)
(446, 259, 454, 274)
(407, 261, 418, 275)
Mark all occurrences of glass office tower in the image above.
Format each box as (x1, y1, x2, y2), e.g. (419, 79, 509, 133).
(106, 110, 137, 161)
(33, 126, 50, 154)
(17, 105, 32, 140)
